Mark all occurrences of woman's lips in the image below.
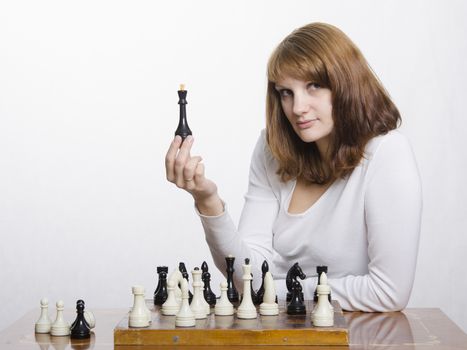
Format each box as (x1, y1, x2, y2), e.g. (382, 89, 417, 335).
(297, 119, 317, 129)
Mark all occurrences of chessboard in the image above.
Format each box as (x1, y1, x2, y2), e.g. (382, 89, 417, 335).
(114, 299, 349, 346)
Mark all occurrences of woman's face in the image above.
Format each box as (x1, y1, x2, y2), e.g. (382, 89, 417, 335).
(275, 76, 334, 154)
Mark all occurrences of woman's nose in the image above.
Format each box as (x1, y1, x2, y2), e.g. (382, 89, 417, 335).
(292, 93, 311, 116)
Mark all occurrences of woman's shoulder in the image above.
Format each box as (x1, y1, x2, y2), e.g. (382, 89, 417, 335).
(254, 129, 275, 164)
(364, 129, 414, 162)
(362, 129, 420, 185)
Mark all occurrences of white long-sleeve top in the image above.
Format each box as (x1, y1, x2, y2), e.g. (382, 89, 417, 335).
(198, 129, 422, 312)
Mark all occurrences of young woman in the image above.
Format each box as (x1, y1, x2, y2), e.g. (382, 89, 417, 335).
(165, 22, 422, 312)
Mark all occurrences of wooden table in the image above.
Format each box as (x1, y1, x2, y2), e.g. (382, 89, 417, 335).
(1, 308, 466, 349)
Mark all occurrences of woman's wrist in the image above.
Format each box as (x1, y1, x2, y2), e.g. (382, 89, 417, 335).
(194, 193, 224, 216)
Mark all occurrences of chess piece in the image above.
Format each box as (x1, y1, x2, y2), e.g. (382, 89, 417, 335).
(84, 310, 96, 329)
(237, 258, 257, 319)
(250, 273, 260, 305)
(201, 263, 217, 306)
(129, 285, 150, 328)
(175, 279, 196, 327)
(70, 300, 91, 339)
(314, 266, 331, 302)
(287, 281, 306, 315)
(214, 280, 235, 316)
(50, 300, 70, 336)
(259, 272, 279, 316)
(286, 262, 306, 302)
(256, 260, 269, 305)
(168, 268, 183, 304)
(179, 262, 193, 302)
(35, 298, 52, 333)
(175, 84, 192, 140)
(225, 255, 239, 302)
(154, 266, 169, 305)
(190, 268, 207, 319)
(162, 280, 180, 315)
(312, 272, 334, 327)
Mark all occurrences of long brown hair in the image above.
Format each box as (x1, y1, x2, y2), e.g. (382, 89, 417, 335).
(266, 22, 401, 184)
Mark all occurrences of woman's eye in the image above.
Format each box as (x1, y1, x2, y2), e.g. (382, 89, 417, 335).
(278, 89, 293, 98)
(307, 82, 321, 90)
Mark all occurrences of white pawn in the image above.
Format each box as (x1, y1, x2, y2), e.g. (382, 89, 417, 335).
(311, 272, 334, 327)
(237, 258, 257, 319)
(129, 285, 150, 328)
(35, 298, 52, 333)
(190, 268, 207, 319)
(161, 280, 180, 315)
(175, 279, 196, 327)
(50, 300, 70, 336)
(214, 280, 234, 316)
(259, 272, 279, 316)
(84, 310, 96, 329)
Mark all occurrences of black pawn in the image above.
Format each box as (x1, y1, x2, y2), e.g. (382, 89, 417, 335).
(202, 271, 217, 306)
(287, 281, 306, 315)
(225, 256, 239, 302)
(314, 266, 331, 302)
(154, 267, 168, 305)
(201, 261, 217, 306)
(179, 262, 193, 302)
(256, 260, 269, 304)
(71, 300, 90, 339)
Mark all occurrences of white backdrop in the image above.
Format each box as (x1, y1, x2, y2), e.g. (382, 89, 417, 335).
(1, 0, 466, 333)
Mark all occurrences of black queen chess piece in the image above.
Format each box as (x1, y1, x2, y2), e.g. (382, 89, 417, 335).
(175, 84, 192, 140)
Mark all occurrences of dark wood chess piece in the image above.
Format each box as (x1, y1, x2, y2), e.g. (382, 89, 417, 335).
(286, 262, 306, 302)
(154, 266, 168, 305)
(179, 262, 193, 302)
(225, 255, 239, 302)
(175, 84, 192, 140)
(250, 273, 261, 305)
(201, 261, 217, 306)
(70, 300, 91, 339)
(255, 260, 269, 304)
(287, 281, 306, 315)
(202, 272, 217, 306)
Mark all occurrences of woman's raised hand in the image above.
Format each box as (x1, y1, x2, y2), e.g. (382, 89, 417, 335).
(165, 135, 223, 216)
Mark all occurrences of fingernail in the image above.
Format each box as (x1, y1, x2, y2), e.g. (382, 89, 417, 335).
(186, 135, 193, 143)
(174, 135, 182, 143)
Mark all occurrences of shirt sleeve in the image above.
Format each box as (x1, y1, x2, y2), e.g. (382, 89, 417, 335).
(198, 130, 280, 290)
(326, 132, 423, 311)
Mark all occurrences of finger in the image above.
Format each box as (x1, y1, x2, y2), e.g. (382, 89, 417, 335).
(183, 156, 203, 191)
(183, 156, 203, 182)
(165, 136, 182, 182)
(193, 162, 206, 185)
(174, 136, 194, 186)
